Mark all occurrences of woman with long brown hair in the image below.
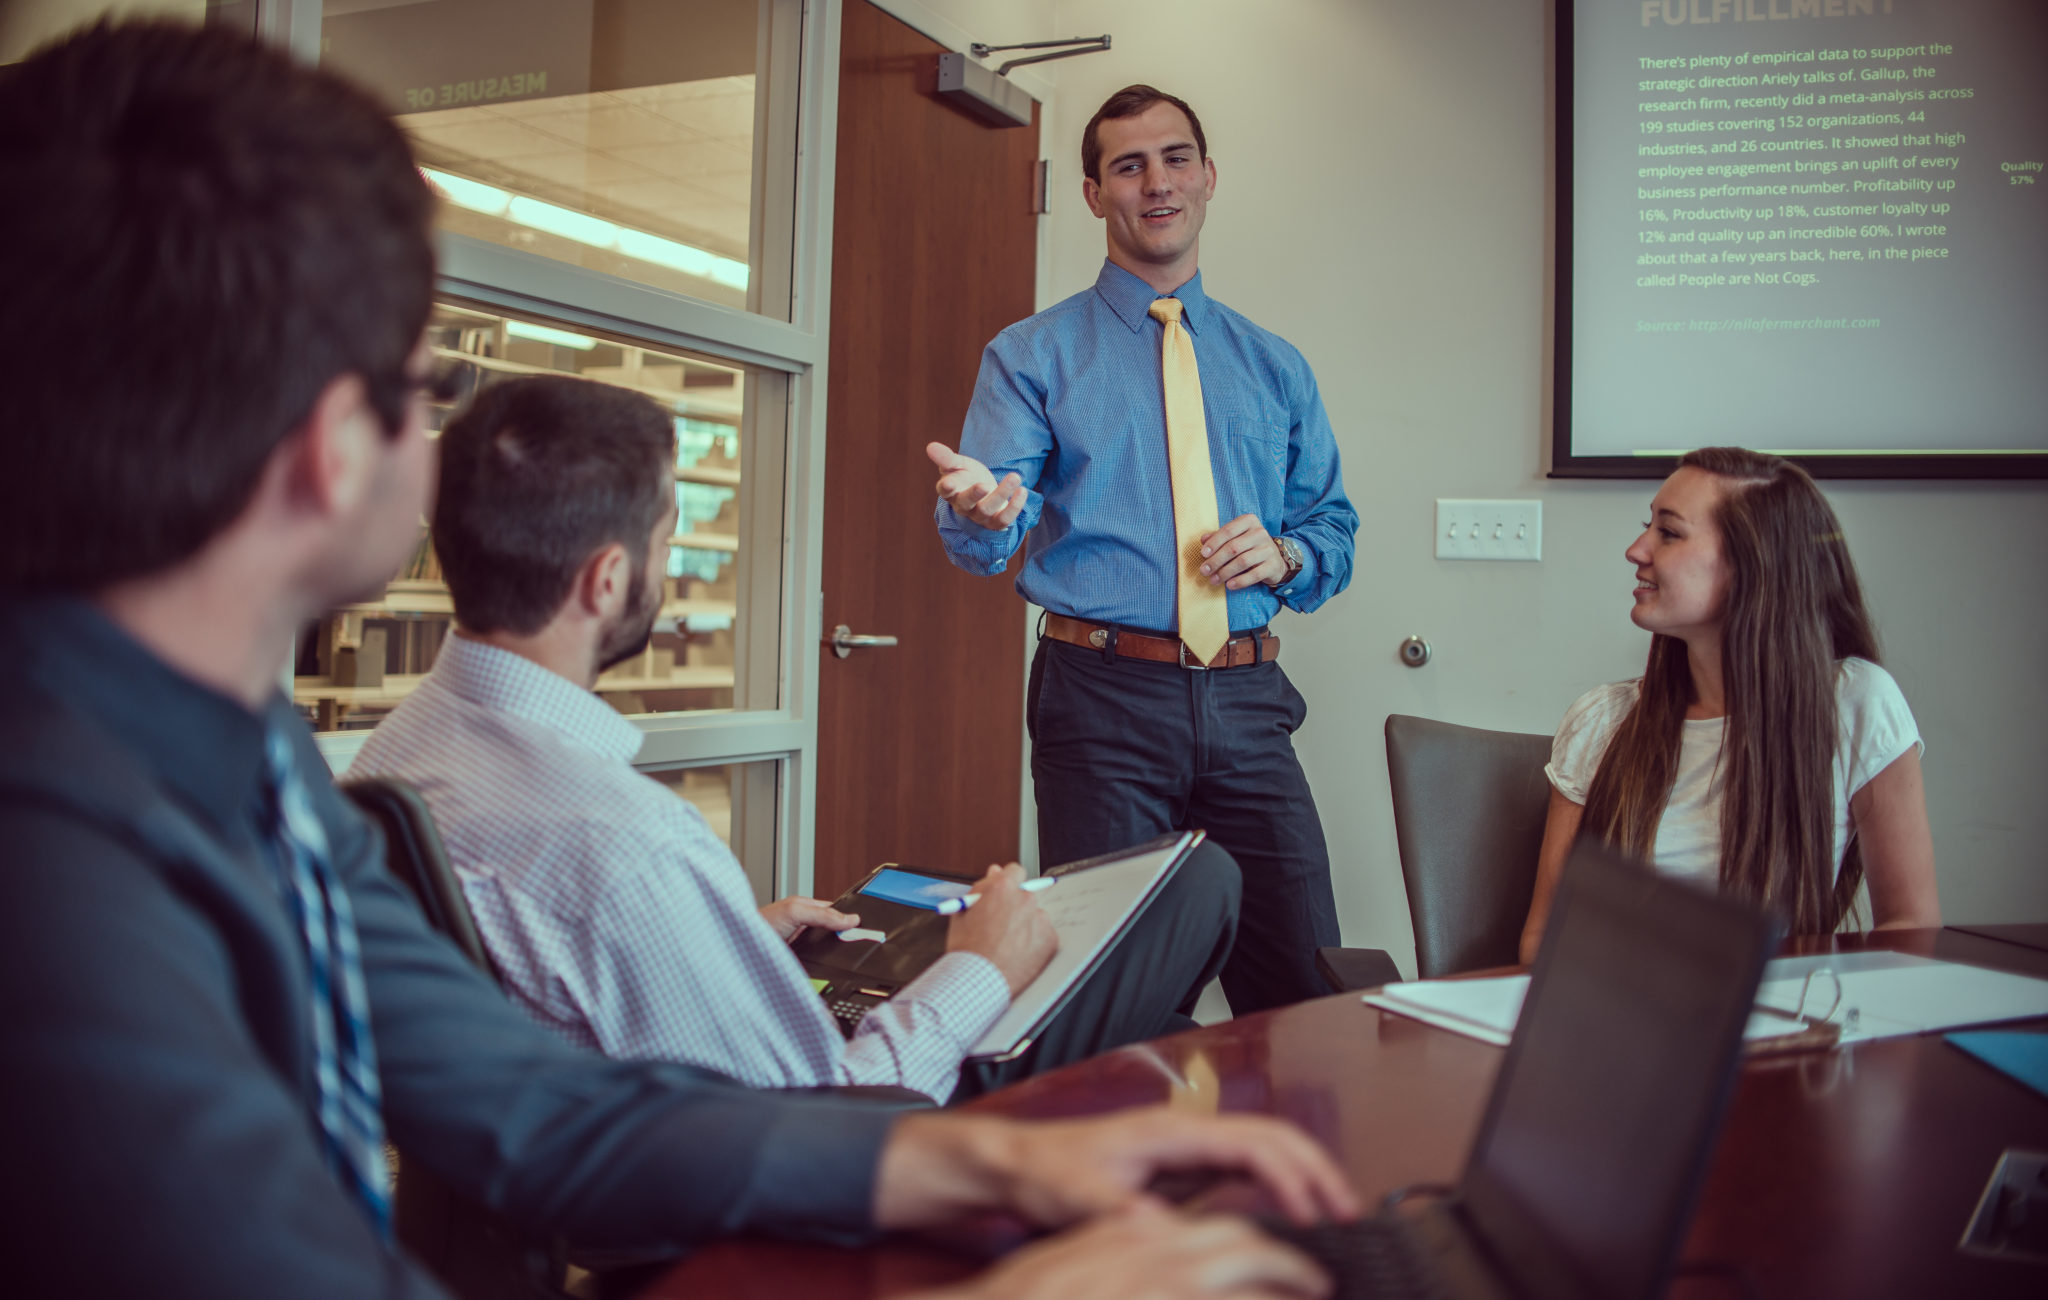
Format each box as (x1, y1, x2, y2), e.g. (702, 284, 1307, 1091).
(1518, 447, 1939, 960)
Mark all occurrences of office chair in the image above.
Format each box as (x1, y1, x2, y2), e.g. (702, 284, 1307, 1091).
(1314, 715, 1552, 993)
(342, 777, 568, 1299)
(344, 776, 501, 981)
(341, 776, 929, 1299)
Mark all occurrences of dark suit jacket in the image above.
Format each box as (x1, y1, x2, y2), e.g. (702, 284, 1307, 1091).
(0, 597, 896, 1297)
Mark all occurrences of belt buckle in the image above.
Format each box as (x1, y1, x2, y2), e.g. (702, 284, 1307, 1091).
(1178, 641, 1209, 670)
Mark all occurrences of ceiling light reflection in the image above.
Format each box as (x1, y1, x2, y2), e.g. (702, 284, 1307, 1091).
(421, 167, 748, 293)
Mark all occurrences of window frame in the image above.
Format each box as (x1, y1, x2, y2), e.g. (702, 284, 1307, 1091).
(289, 0, 845, 900)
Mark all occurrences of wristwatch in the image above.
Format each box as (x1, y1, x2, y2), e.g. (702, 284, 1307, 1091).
(1273, 536, 1306, 587)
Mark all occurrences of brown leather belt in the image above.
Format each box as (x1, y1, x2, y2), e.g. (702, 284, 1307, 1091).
(1044, 614, 1279, 669)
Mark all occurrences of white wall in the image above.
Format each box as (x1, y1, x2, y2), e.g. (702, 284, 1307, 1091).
(910, 0, 2048, 972)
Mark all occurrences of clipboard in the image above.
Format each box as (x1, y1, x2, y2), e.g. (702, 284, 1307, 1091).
(789, 831, 1204, 1062)
(1365, 964, 1850, 1058)
(1368, 953, 2048, 1059)
(1742, 966, 1845, 1057)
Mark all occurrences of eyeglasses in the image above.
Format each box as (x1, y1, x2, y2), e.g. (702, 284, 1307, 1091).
(366, 358, 469, 434)
(404, 359, 468, 405)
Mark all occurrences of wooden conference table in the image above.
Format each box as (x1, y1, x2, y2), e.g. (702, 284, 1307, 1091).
(639, 928, 2048, 1299)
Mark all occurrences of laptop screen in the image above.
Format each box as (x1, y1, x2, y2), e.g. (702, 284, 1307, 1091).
(1458, 843, 1777, 1300)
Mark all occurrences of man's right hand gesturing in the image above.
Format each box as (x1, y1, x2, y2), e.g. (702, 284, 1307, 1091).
(929, 442, 1029, 532)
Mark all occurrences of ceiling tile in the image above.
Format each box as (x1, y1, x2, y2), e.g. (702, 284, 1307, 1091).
(612, 75, 755, 109)
(691, 170, 754, 205)
(503, 151, 655, 189)
(518, 102, 689, 151)
(398, 104, 494, 134)
(405, 115, 567, 162)
(640, 90, 756, 142)
(581, 177, 708, 212)
(655, 194, 750, 243)
(611, 138, 753, 183)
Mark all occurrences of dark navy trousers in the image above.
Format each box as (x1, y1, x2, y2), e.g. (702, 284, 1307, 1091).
(1026, 634, 1340, 1014)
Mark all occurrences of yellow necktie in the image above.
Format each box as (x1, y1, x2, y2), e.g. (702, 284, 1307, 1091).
(1148, 297, 1228, 665)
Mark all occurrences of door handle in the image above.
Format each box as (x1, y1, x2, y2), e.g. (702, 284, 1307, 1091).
(827, 625, 899, 659)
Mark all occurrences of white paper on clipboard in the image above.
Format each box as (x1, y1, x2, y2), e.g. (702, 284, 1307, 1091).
(968, 832, 1199, 1060)
(1364, 951, 2048, 1050)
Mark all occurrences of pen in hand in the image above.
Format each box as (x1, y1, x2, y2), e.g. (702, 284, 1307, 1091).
(936, 876, 1058, 915)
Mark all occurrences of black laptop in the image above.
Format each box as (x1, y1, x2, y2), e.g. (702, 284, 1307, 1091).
(1269, 840, 1781, 1300)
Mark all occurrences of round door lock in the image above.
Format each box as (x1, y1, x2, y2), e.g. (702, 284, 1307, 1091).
(1399, 635, 1431, 668)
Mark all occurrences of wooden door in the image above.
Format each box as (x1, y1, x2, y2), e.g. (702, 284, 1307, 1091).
(813, 0, 1040, 897)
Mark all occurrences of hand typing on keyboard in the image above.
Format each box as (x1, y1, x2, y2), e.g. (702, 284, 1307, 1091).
(877, 1107, 1359, 1298)
(926, 1198, 1331, 1300)
(1254, 1216, 1444, 1300)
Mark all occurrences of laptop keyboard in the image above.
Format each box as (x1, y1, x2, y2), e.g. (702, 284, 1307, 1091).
(1259, 1215, 1448, 1300)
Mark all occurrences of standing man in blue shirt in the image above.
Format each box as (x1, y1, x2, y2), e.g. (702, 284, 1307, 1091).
(928, 85, 1359, 1013)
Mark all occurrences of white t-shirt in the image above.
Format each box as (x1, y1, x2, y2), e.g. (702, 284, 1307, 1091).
(1545, 657, 1922, 885)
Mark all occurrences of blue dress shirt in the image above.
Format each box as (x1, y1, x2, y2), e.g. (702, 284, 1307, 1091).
(937, 260, 1357, 633)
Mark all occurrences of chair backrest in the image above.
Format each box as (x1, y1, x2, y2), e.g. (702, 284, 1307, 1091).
(341, 778, 567, 1296)
(1384, 714, 1553, 978)
(342, 776, 502, 985)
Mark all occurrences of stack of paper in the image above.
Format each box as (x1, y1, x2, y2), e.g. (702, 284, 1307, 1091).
(1362, 975, 1528, 1046)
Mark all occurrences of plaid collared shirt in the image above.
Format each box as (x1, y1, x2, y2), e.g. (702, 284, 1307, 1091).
(351, 634, 1007, 1103)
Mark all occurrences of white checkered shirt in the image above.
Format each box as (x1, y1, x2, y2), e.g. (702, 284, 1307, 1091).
(351, 634, 1008, 1103)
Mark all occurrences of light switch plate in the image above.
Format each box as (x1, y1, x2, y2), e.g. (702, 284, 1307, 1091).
(1436, 499, 1542, 562)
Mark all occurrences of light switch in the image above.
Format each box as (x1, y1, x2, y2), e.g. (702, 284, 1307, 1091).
(1436, 499, 1541, 562)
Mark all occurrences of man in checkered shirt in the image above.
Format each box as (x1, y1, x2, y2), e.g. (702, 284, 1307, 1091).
(353, 375, 1241, 1103)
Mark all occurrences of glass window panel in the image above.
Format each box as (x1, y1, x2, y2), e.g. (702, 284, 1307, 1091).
(318, 0, 792, 318)
(2, 2, 210, 64)
(644, 761, 781, 903)
(296, 299, 780, 734)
